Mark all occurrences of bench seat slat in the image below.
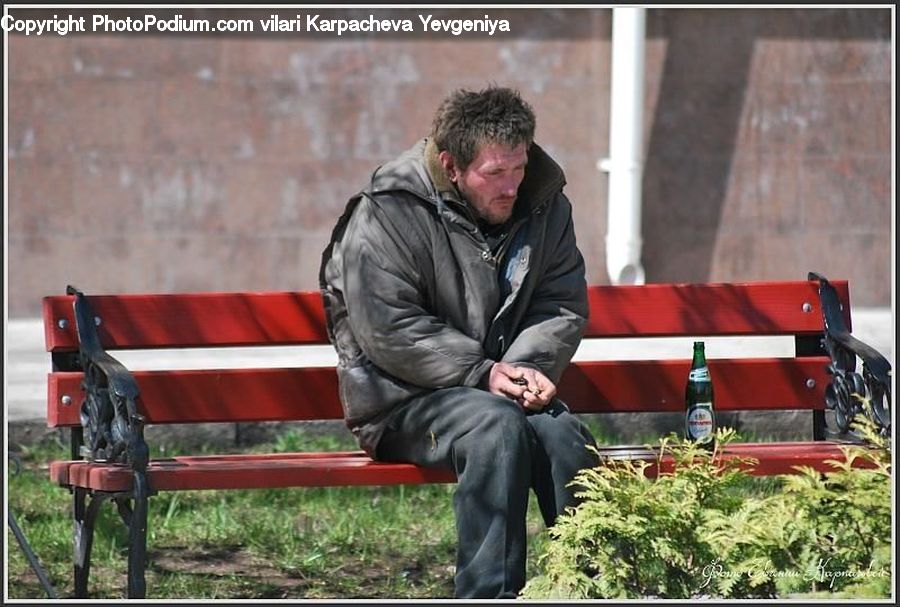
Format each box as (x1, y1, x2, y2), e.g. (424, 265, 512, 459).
(42, 281, 850, 352)
(48, 441, 874, 493)
(604, 441, 878, 476)
(51, 453, 457, 491)
(47, 357, 831, 427)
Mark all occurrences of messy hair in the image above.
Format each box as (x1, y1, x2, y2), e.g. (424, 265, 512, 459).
(431, 86, 536, 170)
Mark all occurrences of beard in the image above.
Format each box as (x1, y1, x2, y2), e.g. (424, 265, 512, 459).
(458, 184, 516, 225)
(477, 203, 515, 225)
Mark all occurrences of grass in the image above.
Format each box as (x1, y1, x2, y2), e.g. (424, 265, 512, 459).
(5, 420, 790, 600)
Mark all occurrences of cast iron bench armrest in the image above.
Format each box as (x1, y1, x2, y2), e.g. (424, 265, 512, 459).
(66, 286, 149, 468)
(809, 273, 892, 436)
(64, 286, 152, 598)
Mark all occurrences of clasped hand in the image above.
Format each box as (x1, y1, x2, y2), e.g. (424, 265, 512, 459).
(486, 362, 557, 412)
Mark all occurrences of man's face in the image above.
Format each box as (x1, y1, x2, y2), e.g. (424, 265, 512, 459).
(441, 142, 528, 225)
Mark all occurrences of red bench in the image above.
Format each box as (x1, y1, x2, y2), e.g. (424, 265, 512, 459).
(43, 273, 891, 598)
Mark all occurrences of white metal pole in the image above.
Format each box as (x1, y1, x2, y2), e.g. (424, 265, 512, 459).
(600, 6, 647, 285)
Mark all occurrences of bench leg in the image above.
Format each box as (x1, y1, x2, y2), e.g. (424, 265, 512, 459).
(114, 473, 149, 598)
(73, 488, 107, 598)
(127, 473, 149, 599)
(813, 410, 826, 441)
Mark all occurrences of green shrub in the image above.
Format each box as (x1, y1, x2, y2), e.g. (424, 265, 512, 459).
(706, 414, 891, 598)
(522, 416, 892, 600)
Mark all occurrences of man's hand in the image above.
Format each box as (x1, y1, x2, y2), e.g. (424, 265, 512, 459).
(486, 362, 557, 412)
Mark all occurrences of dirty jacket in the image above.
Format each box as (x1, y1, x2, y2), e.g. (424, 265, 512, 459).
(319, 138, 588, 456)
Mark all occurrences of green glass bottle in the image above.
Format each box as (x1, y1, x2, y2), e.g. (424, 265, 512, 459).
(685, 341, 716, 448)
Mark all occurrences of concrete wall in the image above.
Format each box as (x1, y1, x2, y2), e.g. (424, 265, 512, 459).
(7, 8, 893, 317)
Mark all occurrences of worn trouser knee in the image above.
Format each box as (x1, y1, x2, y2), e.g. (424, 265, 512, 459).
(453, 395, 535, 465)
(526, 400, 599, 526)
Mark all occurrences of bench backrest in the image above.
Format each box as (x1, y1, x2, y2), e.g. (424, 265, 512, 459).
(44, 280, 850, 428)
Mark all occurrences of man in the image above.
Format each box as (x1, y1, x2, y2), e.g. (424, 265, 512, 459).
(319, 86, 597, 598)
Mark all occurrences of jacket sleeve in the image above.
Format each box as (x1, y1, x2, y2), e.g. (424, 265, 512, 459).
(501, 194, 588, 383)
(338, 195, 494, 389)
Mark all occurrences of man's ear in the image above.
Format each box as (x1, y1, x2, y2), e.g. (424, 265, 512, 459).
(438, 150, 458, 183)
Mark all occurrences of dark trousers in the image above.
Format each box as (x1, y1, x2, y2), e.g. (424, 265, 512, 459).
(375, 387, 598, 599)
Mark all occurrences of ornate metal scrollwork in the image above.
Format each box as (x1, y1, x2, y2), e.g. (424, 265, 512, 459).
(809, 273, 892, 438)
(67, 286, 152, 598)
(68, 286, 149, 472)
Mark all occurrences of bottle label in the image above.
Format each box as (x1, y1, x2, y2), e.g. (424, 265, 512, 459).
(689, 367, 710, 382)
(687, 405, 714, 439)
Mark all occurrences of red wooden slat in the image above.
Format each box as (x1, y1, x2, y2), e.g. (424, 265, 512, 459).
(43, 291, 330, 352)
(42, 281, 850, 352)
(48, 441, 875, 492)
(47, 368, 344, 427)
(560, 357, 831, 413)
(47, 371, 75, 428)
(47, 357, 831, 427)
(584, 280, 850, 337)
(602, 441, 878, 477)
(50, 454, 457, 492)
